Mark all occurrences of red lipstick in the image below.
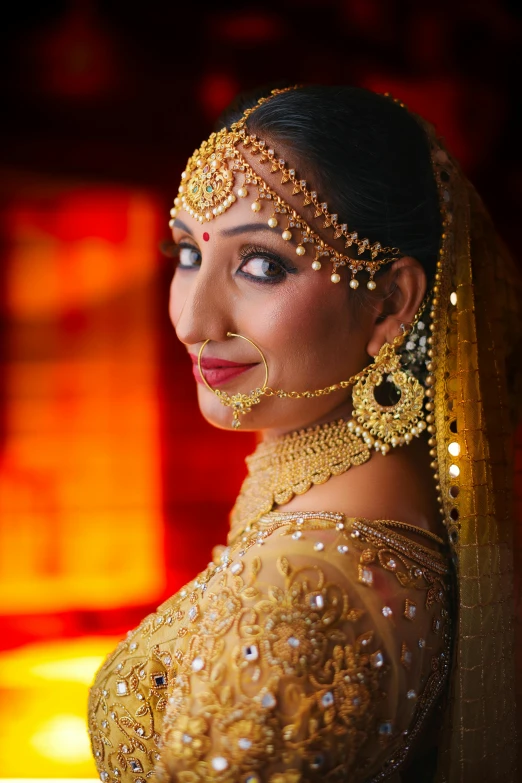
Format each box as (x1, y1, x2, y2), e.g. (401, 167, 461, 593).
(189, 353, 259, 388)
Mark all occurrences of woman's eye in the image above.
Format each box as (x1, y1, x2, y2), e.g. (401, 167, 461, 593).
(178, 245, 201, 268)
(239, 256, 284, 280)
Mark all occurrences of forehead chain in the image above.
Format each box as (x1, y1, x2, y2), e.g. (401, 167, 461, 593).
(170, 87, 447, 288)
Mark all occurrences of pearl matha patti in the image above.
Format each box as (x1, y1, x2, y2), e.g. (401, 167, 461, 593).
(169, 87, 402, 288)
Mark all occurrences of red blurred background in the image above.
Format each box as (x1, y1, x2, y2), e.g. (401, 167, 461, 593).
(0, 0, 521, 775)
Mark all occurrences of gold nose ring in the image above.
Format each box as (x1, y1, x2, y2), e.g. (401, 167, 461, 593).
(197, 332, 269, 428)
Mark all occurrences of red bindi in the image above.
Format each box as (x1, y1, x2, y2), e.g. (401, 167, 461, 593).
(203, 232, 210, 242)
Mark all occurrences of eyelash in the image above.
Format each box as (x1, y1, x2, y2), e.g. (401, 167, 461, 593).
(160, 239, 180, 259)
(166, 240, 297, 285)
(238, 244, 297, 285)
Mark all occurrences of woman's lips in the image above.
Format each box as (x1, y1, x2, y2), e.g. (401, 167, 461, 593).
(189, 354, 259, 388)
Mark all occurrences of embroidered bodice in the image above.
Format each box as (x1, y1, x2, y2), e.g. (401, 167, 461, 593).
(88, 510, 451, 782)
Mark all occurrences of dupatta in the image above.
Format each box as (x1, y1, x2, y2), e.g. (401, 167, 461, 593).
(421, 116, 522, 781)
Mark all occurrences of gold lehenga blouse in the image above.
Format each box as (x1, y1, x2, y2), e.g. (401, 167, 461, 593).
(88, 503, 451, 783)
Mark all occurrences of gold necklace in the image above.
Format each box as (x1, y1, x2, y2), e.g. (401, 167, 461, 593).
(230, 418, 371, 530)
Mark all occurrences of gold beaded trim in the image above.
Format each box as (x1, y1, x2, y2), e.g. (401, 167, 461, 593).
(170, 87, 402, 288)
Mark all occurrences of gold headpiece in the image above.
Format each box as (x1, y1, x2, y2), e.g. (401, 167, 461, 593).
(169, 87, 402, 288)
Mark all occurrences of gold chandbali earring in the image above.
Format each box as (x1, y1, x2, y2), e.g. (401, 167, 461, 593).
(349, 333, 427, 455)
(198, 333, 269, 429)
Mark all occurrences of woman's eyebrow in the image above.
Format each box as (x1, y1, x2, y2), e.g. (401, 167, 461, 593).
(172, 218, 193, 234)
(172, 218, 275, 239)
(219, 223, 275, 238)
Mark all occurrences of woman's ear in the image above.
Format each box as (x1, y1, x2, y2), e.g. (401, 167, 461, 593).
(366, 257, 427, 357)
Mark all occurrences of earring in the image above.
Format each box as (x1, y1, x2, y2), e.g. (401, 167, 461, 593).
(198, 332, 269, 429)
(350, 339, 426, 455)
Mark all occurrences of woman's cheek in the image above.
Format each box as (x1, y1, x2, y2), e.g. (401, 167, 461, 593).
(249, 299, 336, 384)
(247, 286, 309, 340)
(258, 287, 339, 348)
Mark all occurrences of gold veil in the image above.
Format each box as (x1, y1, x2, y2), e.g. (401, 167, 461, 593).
(422, 116, 522, 781)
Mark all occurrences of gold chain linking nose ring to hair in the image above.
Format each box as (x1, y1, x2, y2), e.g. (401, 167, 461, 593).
(198, 332, 402, 430)
(197, 294, 428, 431)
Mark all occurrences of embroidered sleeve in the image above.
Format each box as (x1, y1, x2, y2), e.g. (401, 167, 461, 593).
(155, 514, 451, 783)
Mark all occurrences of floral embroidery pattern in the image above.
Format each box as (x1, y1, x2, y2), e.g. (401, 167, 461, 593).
(88, 514, 451, 783)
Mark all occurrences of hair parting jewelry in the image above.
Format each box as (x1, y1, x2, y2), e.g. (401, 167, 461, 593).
(170, 87, 401, 289)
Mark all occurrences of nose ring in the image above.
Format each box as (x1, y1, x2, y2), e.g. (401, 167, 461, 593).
(197, 332, 269, 428)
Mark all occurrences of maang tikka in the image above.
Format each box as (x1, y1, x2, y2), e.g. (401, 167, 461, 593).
(169, 86, 402, 289)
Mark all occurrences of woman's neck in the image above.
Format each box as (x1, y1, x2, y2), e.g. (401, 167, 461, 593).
(260, 397, 355, 443)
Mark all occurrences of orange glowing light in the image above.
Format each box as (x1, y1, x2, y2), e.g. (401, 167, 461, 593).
(0, 180, 166, 613)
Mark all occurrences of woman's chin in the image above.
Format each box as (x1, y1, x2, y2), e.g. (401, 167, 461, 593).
(196, 391, 266, 433)
(195, 386, 355, 433)
(200, 408, 237, 431)
(196, 392, 243, 432)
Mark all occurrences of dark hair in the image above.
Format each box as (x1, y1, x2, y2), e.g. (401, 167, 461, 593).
(217, 85, 442, 285)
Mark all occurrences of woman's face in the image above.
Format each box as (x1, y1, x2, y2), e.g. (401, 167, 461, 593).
(168, 156, 379, 436)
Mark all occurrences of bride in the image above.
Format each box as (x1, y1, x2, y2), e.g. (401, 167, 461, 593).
(88, 85, 521, 782)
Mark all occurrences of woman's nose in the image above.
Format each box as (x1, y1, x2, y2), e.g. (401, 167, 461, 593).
(170, 267, 231, 348)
